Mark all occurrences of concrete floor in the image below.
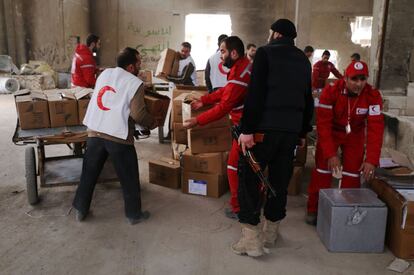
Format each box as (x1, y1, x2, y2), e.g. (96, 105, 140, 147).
(0, 94, 410, 275)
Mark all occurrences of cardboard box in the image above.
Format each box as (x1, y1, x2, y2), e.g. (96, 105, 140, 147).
(144, 91, 170, 126)
(171, 142, 187, 160)
(155, 48, 179, 77)
(172, 89, 190, 100)
(140, 70, 153, 85)
(370, 179, 414, 259)
(182, 171, 228, 198)
(175, 85, 208, 92)
(171, 52, 181, 77)
(149, 158, 181, 189)
(188, 126, 232, 154)
(173, 122, 188, 145)
(287, 166, 304, 196)
(377, 148, 414, 176)
(172, 88, 207, 100)
(182, 101, 230, 129)
(182, 151, 227, 174)
(172, 91, 208, 124)
(74, 88, 93, 124)
(47, 90, 79, 127)
(172, 93, 189, 123)
(15, 91, 50, 129)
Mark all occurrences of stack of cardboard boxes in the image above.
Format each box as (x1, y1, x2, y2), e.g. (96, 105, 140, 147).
(14, 88, 93, 130)
(149, 87, 232, 198)
(369, 149, 414, 259)
(14, 87, 170, 130)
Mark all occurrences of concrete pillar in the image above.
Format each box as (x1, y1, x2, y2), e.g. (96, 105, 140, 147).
(369, 0, 387, 88)
(0, 0, 8, 55)
(13, 0, 27, 65)
(3, 0, 17, 62)
(377, 0, 414, 95)
(295, 0, 312, 51)
(2, 0, 27, 65)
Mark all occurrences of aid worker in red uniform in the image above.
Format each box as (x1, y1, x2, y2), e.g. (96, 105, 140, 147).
(183, 36, 252, 220)
(306, 61, 384, 225)
(312, 50, 343, 91)
(71, 34, 101, 88)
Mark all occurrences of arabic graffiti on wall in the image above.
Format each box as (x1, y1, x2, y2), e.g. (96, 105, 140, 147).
(127, 22, 173, 69)
(127, 22, 172, 37)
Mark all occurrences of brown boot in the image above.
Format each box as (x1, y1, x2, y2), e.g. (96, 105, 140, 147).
(262, 219, 280, 248)
(231, 223, 265, 257)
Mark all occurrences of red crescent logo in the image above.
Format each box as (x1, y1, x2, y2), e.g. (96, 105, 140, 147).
(97, 85, 116, 111)
(218, 62, 229, 75)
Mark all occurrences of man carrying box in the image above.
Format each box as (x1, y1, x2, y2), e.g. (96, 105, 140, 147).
(72, 47, 157, 224)
(306, 61, 384, 225)
(167, 42, 197, 86)
(183, 36, 252, 220)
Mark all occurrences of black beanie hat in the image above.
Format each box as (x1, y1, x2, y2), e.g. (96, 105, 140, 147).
(270, 19, 297, 39)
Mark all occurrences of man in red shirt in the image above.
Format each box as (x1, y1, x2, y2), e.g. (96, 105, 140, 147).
(306, 61, 384, 225)
(183, 36, 252, 220)
(71, 34, 101, 88)
(312, 50, 343, 90)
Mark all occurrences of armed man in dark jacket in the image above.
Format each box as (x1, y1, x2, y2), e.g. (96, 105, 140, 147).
(232, 19, 314, 257)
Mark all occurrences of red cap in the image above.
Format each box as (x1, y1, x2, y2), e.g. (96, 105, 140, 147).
(345, 61, 369, 78)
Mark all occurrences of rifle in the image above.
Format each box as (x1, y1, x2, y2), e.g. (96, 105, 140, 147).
(231, 125, 277, 198)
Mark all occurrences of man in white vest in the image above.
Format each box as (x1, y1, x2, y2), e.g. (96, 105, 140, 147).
(167, 42, 197, 86)
(205, 34, 230, 93)
(73, 47, 157, 225)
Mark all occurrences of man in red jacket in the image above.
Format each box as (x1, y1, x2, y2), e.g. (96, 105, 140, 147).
(312, 50, 343, 90)
(306, 61, 384, 225)
(183, 36, 252, 219)
(71, 34, 101, 88)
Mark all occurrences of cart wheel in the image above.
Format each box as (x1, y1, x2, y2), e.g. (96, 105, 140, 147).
(25, 146, 39, 205)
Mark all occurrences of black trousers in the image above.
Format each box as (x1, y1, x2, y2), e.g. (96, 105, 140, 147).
(238, 131, 298, 226)
(72, 137, 142, 218)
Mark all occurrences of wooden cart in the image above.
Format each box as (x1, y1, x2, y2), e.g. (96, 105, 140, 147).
(13, 123, 118, 205)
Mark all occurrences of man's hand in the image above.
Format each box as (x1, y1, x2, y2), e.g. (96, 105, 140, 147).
(190, 100, 203, 110)
(359, 162, 375, 181)
(327, 156, 342, 175)
(183, 118, 198, 129)
(238, 134, 255, 155)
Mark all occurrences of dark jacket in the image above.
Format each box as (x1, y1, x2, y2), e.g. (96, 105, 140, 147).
(240, 37, 314, 137)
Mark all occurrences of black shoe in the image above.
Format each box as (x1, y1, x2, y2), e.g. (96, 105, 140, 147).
(75, 209, 88, 222)
(305, 213, 317, 226)
(224, 208, 238, 220)
(128, 211, 150, 225)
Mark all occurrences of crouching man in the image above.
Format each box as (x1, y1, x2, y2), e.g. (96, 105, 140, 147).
(306, 61, 384, 225)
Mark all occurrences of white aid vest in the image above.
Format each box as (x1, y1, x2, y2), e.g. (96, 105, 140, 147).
(83, 67, 142, 140)
(178, 56, 197, 85)
(208, 51, 229, 89)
